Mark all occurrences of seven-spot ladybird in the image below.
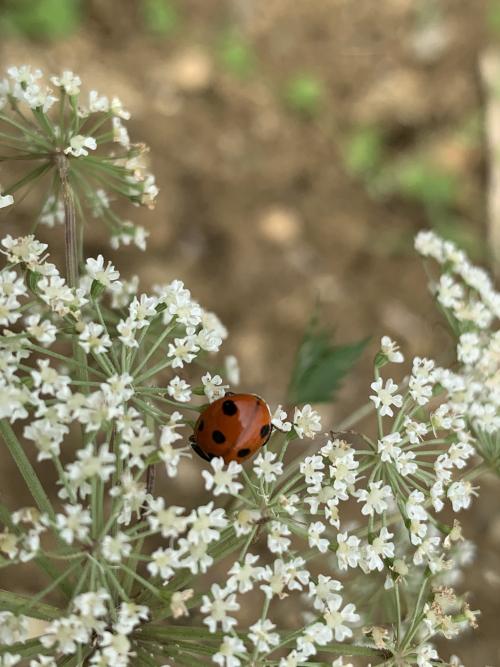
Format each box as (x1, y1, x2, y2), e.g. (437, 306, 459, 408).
(190, 393, 273, 464)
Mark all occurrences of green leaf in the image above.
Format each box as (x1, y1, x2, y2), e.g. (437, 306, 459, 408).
(0, 589, 62, 620)
(0, 637, 44, 657)
(287, 317, 369, 405)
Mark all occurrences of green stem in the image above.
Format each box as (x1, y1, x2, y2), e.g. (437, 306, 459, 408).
(0, 420, 55, 521)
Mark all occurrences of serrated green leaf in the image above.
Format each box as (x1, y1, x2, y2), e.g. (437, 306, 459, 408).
(287, 318, 369, 405)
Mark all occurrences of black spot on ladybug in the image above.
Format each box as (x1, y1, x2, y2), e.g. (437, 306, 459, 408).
(260, 423, 271, 438)
(212, 430, 226, 444)
(237, 448, 251, 458)
(198, 419, 204, 431)
(222, 399, 238, 416)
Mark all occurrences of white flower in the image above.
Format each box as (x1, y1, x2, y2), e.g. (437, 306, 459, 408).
(447, 480, 478, 512)
(147, 547, 178, 581)
(147, 499, 187, 538)
(88, 90, 109, 113)
(308, 521, 329, 553)
(41, 615, 90, 653)
(116, 602, 149, 634)
(309, 575, 343, 612)
(55, 504, 91, 544)
(323, 594, 360, 641)
(248, 619, 280, 654)
(253, 451, 283, 482)
(437, 274, 464, 310)
(0, 612, 28, 645)
(117, 317, 138, 348)
(86, 255, 121, 291)
(369, 377, 403, 417)
(30, 657, 57, 667)
(234, 508, 261, 537)
(380, 335, 404, 363)
(404, 417, 428, 444)
(271, 404, 292, 431)
(213, 635, 246, 667)
(119, 426, 154, 469)
(356, 481, 393, 516)
(457, 332, 481, 365)
(336, 532, 361, 570)
(227, 553, 264, 593)
(377, 432, 402, 463)
(167, 333, 199, 368)
(101, 531, 131, 563)
(51, 70, 81, 95)
(201, 584, 239, 633)
(202, 457, 243, 496)
(0, 193, 14, 209)
(416, 643, 439, 667)
(25, 314, 57, 345)
(279, 650, 307, 667)
(78, 322, 112, 354)
(293, 404, 322, 438)
(73, 589, 110, 618)
(167, 376, 192, 402)
(129, 294, 158, 328)
(267, 521, 291, 554)
(414, 230, 444, 261)
(363, 527, 395, 571)
(187, 502, 227, 545)
(64, 134, 97, 157)
(202, 372, 228, 402)
(297, 622, 332, 657)
(300, 454, 324, 488)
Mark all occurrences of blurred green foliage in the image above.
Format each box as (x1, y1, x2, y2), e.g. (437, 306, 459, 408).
(395, 159, 458, 211)
(284, 74, 324, 118)
(287, 316, 369, 405)
(217, 32, 256, 79)
(0, 0, 82, 40)
(141, 0, 179, 36)
(487, 0, 500, 34)
(344, 126, 385, 180)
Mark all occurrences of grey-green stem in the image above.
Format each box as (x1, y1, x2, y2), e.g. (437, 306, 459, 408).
(56, 152, 78, 287)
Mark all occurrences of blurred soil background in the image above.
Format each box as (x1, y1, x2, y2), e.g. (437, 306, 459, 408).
(1, 0, 500, 664)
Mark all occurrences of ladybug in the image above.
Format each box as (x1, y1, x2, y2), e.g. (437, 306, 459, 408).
(190, 393, 273, 464)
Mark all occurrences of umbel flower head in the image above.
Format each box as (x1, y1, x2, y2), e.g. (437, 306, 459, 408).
(0, 65, 492, 667)
(0, 65, 157, 250)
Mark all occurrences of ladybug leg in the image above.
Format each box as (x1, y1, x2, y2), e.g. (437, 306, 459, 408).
(225, 391, 235, 396)
(191, 442, 215, 462)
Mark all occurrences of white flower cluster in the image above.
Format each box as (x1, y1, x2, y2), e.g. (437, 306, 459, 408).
(1, 68, 491, 666)
(0, 65, 157, 248)
(415, 231, 500, 436)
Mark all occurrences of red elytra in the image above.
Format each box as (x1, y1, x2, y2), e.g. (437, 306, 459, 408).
(190, 393, 273, 464)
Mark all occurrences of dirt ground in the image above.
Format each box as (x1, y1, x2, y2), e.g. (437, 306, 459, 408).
(0, 0, 499, 664)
